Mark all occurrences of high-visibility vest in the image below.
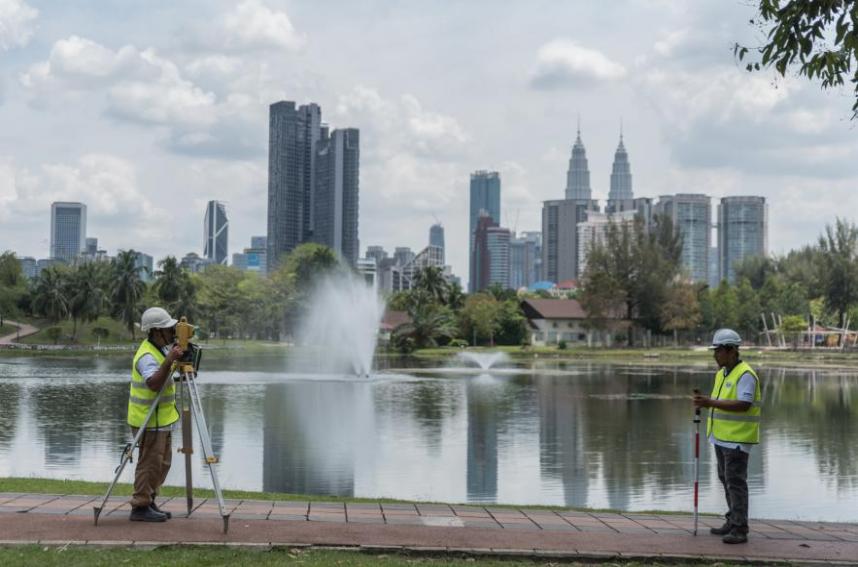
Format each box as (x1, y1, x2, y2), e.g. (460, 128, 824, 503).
(127, 340, 179, 429)
(706, 360, 761, 444)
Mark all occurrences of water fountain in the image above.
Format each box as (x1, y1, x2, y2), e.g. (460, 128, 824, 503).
(456, 351, 510, 370)
(288, 272, 386, 377)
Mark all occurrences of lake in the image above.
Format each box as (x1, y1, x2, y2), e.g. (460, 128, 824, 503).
(0, 354, 856, 521)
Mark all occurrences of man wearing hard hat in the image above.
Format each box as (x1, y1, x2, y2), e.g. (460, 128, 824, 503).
(127, 307, 185, 522)
(693, 328, 761, 544)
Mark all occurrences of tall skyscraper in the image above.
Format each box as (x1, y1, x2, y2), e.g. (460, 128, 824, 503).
(471, 213, 498, 292)
(509, 231, 541, 289)
(469, 171, 501, 292)
(542, 198, 598, 283)
(266, 101, 322, 272)
(655, 194, 711, 283)
(134, 252, 154, 283)
(577, 210, 637, 276)
(365, 245, 388, 265)
(486, 226, 511, 289)
(314, 128, 360, 266)
(564, 128, 591, 200)
(429, 223, 445, 265)
(394, 247, 415, 267)
(718, 196, 768, 283)
(50, 202, 86, 262)
(204, 200, 229, 265)
(606, 131, 634, 214)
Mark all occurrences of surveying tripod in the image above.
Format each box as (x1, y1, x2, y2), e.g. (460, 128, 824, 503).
(93, 317, 230, 533)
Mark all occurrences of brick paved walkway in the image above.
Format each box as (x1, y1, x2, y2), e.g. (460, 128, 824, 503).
(2, 493, 857, 564)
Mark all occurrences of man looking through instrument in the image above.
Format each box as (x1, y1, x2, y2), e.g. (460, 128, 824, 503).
(128, 307, 184, 522)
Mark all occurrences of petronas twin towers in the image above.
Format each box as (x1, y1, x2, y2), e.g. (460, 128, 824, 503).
(563, 126, 633, 207)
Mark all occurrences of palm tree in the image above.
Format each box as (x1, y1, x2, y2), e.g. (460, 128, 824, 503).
(67, 263, 105, 341)
(154, 256, 183, 303)
(413, 266, 449, 305)
(111, 250, 146, 340)
(32, 266, 69, 323)
(394, 302, 456, 349)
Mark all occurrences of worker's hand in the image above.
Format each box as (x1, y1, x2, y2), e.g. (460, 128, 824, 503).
(166, 344, 185, 363)
(692, 392, 711, 409)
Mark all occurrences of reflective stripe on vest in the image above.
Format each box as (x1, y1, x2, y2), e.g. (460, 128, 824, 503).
(706, 360, 762, 444)
(127, 339, 179, 429)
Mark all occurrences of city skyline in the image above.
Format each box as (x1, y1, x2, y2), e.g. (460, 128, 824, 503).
(1, 2, 856, 285)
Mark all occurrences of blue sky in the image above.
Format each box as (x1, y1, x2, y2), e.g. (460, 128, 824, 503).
(1, 0, 856, 283)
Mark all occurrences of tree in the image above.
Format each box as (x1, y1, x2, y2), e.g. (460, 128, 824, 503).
(195, 265, 246, 339)
(817, 218, 858, 327)
(110, 250, 146, 340)
(154, 256, 183, 304)
(660, 282, 702, 345)
(735, 278, 763, 341)
(459, 294, 502, 346)
(781, 314, 809, 348)
(32, 266, 69, 323)
(445, 281, 465, 310)
(393, 302, 456, 349)
(0, 251, 27, 324)
(66, 263, 105, 341)
(736, 0, 858, 118)
(413, 266, 449, 305)
(283, 243, 340, 293)
(494, 299, 527, 345)
(711, 280, 740, 330)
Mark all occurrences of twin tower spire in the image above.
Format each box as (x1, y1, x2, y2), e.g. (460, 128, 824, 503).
(564, 123, 632, 204)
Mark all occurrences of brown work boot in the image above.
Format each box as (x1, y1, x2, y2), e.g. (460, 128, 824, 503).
(722, 529, 748, 544)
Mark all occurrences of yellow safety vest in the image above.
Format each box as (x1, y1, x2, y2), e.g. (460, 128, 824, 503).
(706, 360, 761, 444)
(127, 340, 179, 429)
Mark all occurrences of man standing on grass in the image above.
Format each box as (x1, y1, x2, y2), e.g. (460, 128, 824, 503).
(127, 307, 184, 522)
(693, 328, 761, 544)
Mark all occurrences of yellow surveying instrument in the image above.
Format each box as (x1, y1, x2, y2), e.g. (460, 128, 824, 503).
(92, 316, 230, 533)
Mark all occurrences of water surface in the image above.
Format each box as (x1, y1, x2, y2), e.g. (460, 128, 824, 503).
(0, 355, 856, 521)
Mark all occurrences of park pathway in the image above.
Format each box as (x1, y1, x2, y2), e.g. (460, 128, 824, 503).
(0, 320, 39, 345)
(1, 493, 857, 564)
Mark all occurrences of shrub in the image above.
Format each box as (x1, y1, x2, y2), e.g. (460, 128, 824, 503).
(557, 339, 567, 350)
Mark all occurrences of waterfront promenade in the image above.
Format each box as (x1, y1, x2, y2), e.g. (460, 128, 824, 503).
(1, 492, 857, 564)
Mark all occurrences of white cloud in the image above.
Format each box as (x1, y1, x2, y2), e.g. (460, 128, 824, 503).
(222, 0, 304, 51)
(0, 0, 37, 50)
(530, 39, 626, 89)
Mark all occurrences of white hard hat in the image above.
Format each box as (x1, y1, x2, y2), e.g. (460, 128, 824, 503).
(710, 328, 742, 349)
(140, 307, 178, 333)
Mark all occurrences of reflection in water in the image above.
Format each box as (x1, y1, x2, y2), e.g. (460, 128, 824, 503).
(1, 356, 858, 521)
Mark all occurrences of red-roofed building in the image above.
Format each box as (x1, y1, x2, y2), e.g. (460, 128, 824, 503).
(520, 298, 628, 346)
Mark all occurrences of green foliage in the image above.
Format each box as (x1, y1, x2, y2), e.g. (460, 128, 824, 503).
(413, 266, 449, 304)
(817, 218, 858, 326)
(67, 263, 105, 341)
(44, 326, 62, 345)
(0, 251, 27, 321)
(557, 339, 567, 350)
(459, 293, 502, 345)
(711, 280, 740, 330)
(660, 282, 702, 334)
(736, 0, 858, 119)
(32, 266, 70, 323)
(283, 243, 340, 292)
(448, 338, 468, 348)
(110, 250, 146, 339)
(735, 278, 763, 339)
(91, 327, 110, 340)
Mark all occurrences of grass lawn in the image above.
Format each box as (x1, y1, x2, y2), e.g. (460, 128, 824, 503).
(18, 316, 136, 346)
(0, 323, 16, 336)
(0, 546, 725, 567)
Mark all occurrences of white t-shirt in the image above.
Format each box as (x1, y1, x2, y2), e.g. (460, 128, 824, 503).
(134, 345, 175, 431)
(708, 371, 757, 454)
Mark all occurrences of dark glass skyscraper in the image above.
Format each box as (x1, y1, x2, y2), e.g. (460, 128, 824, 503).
(50, 202, 87, 262)
(469, 171, 501, 292)
(718, 196, 767, 283)
(429, 223, 445, 265)
(204, 200, 229, 265)
(314, 128, 360, 266)
(266, 101, 322, 272)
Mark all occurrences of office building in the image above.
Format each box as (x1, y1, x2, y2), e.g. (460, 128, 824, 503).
(50, 202, 86, 262)
(134, 252, 154, 283)
(486, 226, 511, 289)
(394, 247, 415, 267)
(577, 210, 637, 276)
(266, 101, 322, 271)
(510, 231, 541, 290)
(606, 132, 634, 214)
(655, 194, 711, 283)
(469, 171, 501, 292)
(314, 128, 360, 266)
(429, 223, 445, 265)
(365, 245, 388, 266)
(18, 257, 37, 279)
(204, 200, 229, 265)
(718, 196, 768, 283)
(251, 236, 267, 249)
(541, 198, 598, 283)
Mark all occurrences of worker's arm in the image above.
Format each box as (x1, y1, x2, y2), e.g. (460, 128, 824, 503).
(145, 345, 184, 392)
(693, 372, 756, 412)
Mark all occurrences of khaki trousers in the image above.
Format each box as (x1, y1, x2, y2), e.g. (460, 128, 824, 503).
(130, 428, 172, 508)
